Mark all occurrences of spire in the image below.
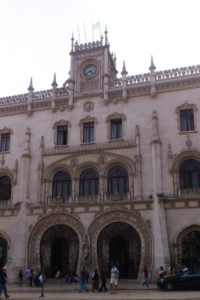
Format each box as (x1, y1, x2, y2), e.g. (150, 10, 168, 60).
(27, 78, 33, 115)
(51, 73, 58, 88)
(104, 26, 108, 45)
(71, 33, 74, 52)
(28, 77, 34, 93)
(121, 60, 128, 76)
(149, 56, 157, 97)
(149, 55, 156, 73)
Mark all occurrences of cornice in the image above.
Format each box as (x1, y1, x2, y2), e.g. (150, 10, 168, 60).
(44, 139, 136, 156)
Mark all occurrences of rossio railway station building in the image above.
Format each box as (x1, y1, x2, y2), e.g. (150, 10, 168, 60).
(0, 30, 200, 282)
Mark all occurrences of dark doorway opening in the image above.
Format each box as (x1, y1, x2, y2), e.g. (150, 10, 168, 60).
(97, 222, 141, 279)
(109, 236, 128, 278)
(40, 224, 79, 278)
(51, 237, 69, 277)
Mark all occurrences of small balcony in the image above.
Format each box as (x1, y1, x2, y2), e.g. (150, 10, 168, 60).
(46, 196, 71, 205)
(78, 194, 101, 203)
(104, 192, 131, 202)
(0, 199, 11, 208)
(44, 192, 132, 206)
(178, 188, 200, 198)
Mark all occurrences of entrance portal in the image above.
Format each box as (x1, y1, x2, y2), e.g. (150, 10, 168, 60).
(97, 222, 141, 278)
(40, 224, 79, 277)
(182, 230, 200, 268)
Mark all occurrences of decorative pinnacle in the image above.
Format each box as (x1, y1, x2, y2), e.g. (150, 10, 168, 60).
(121, 60, 128, 76)
(104, 26, 108, 45)
(71, 33, 74, 51)
(149, 55, 156, 73)
(51, 73, 58, 88)
(28, 77, 34, 93)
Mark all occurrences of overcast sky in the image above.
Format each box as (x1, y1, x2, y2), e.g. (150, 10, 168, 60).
(0, 0, 200, 97)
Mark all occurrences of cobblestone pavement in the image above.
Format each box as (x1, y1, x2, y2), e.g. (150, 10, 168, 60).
(3, 282, 200, 300)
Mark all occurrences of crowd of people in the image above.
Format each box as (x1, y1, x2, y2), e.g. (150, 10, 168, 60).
(77, 264, 119, 294)
(0, 262, 193, 298)
(13, 264, 120, 294)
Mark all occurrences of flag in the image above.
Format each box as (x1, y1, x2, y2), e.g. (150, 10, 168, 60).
(92, 21, 101, 41)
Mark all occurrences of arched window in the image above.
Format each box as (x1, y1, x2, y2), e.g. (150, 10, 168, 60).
(79, 169, 99, 195)
(179, 159, 200, 189)
(108, 166, 129, 194)
(0, 176, 11, 201)
(52, 171, 71, 197)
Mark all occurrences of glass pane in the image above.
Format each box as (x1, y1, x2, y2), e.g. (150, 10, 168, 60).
(83, 122, 94, 143)
(180, 159, 200, 189)
(180, 109, 194, 131)
(0, 176, 11, 200)
(57, 126, 67, 145)
(0, 133, 10, 152)
(111, 119, 122, 139)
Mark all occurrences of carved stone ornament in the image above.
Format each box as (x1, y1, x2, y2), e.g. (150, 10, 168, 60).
(88, 209, 153, 277)
(97, 155, 107, 165)
(27, 212, 85, 272)
(83, 101, 94, 112)
(70, 159, 79, 169)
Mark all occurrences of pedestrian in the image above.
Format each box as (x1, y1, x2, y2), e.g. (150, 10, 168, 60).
(142, 265, 149, 288)
(98, 270, 107, 292)
(158, 266, 166, 279)
(24, 267, 31, 286)
(78, 266, 89, 293)
(18, 269, 24, 287)
(0, 266, 10, 298)
(110, 264, 119, 294)
(91, 269, 99, 292)
(29, 268, 34, 287)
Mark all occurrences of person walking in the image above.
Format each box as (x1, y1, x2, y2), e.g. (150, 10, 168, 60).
(0, 266, 10, 298)
(78, 266, 89, 293)
(29, 268, 34, 287)
(91, 269, 99, 292)
(98, 270, 107, 292)
(142, 265, 149, 288)
(110, 265, 119, 294)
(18, 269, 24, 287)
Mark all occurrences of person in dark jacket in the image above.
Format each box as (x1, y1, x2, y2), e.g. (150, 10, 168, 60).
(0, 266, 10, 298)
(92, 269, 99, 292)
(98, 270, 107, 292)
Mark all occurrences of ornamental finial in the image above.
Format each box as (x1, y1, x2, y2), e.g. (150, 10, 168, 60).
(149, 55, 156, 73)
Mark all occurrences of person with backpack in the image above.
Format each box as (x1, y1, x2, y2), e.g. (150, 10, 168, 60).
(0, 266, 10, 298)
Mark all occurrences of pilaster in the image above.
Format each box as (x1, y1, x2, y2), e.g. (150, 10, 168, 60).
(151, 111, 170, 276)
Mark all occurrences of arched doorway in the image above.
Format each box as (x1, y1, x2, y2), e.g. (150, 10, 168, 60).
(181, 230, 200, 268)
(97, 222, 141, 278)
(40, 224, 79, 277)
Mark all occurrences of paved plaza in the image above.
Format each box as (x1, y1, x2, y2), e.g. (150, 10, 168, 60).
(2, 281, 200, 300)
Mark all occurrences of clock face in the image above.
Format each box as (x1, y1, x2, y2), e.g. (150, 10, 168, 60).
(83, 64, 97, 78)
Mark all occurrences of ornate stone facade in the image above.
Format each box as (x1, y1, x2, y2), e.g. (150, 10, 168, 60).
(1, 31, 200, 282)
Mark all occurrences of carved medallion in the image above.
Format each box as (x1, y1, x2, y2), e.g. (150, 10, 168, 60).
(83, 101, 94, 112)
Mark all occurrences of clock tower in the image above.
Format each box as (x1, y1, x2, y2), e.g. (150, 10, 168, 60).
(64, 29, 117, 107)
